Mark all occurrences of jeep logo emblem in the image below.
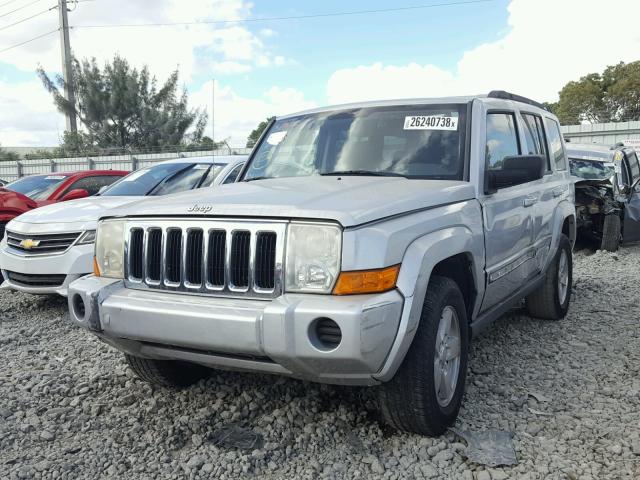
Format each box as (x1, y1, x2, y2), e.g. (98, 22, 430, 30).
(187, 204, 213, 214)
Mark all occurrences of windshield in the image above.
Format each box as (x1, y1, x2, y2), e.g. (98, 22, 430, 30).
(243, 104, 468, 181)
(101, 163, 211, 197)
(5, 175, 68, 200)
(569, 158, 616, 181)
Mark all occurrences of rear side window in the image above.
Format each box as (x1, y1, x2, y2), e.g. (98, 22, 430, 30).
(485, 113, 520, 171)
(222, 163, 244, 184)
(66, 175, 122, 196)
(522, 114, 550, 171)
(544, 118, 567, 170)
(626, 152, 640, 190)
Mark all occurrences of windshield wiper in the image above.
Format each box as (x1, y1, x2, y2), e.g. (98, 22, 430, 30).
(320, 170, 406, 178)
(244, 176, 273, 182)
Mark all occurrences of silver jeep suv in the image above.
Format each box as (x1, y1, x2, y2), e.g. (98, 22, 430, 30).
(68, 91, 576, 436)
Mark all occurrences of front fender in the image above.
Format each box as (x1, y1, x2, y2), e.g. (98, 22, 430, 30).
(546, 199, 576, 271)
(374, 225, 484, 382)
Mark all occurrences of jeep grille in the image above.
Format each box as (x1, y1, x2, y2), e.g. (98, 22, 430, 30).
(124, 220, 286, 299)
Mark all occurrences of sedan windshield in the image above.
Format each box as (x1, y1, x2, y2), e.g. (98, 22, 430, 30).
(570, 158, 616, 181)
(101, 163, 214, 197)
(5, 175, 68, 200)
(243, 104, 468, 181)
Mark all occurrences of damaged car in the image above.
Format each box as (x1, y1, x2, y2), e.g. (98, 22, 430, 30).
(568, 143, 640, 251)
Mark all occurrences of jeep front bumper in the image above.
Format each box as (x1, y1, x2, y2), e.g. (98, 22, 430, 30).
(68, 276, 405, 385)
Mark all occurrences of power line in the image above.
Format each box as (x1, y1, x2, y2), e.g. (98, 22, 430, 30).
(74, 0, 494, 29)
(0, 4, 54, 31)
(0, 27, 57, 53)
(0, 0, 45, 18)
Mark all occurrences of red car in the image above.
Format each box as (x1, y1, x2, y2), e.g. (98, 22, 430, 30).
(0, 170, 128, 240)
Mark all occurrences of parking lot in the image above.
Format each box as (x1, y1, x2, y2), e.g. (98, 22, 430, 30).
(1, 246, 639, 480)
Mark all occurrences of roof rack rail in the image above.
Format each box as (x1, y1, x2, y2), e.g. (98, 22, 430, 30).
(487, 90, 547, 111)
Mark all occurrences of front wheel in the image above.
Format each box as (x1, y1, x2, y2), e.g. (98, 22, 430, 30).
(378, 276, 469, 436)
(125, 354, 210, 388)
(600, 214, 621, 252)
(525, 234, 572, 320)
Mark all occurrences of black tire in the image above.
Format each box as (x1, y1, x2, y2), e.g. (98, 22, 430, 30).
(600, 214, 621, 252)
(525, 234, 572, 320)
(378, 276, 469, 436)
(125, 354, 210, 388)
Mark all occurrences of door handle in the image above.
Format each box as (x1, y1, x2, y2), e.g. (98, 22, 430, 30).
(523, 196, 538, 207)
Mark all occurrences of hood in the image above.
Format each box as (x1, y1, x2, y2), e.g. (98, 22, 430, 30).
(0, 188, 37, 211)
(14, 196, 139, 226)
(105, 176, 475, 227)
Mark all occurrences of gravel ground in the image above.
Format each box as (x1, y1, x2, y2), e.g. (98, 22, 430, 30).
(1, 246, 639, 479)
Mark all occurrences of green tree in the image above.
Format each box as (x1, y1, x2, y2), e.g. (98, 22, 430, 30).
(554, 61, 640, 124)
(0, 144, 20, 161)
(37, 55, 207, 151)
(246, 117, 275, 147)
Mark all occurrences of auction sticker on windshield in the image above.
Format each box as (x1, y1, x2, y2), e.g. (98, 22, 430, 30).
(404, 115, 458, 131)
(45, 175, 67, 180)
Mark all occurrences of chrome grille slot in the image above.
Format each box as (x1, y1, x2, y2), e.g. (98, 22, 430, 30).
(231, 231, 250, 289)
(185, 229, 204, 286)
(146, 229, 162, 283)
(206, 230, 226, 287)
(255, 232, 277, 290)
(6, 230, 82, 255)
(125, 220, 286, 299)
(165, 229, 182, 284)
(129, 228, 144, 280)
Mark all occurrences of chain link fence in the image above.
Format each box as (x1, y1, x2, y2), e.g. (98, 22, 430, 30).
(0, 147, 251, 182)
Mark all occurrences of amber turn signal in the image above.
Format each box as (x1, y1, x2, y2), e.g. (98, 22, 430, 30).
(93, 256, 101, 277)
(333, 265, 400, 295)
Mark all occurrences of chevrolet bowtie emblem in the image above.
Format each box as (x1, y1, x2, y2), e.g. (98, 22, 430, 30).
(20, 239, 41, 249)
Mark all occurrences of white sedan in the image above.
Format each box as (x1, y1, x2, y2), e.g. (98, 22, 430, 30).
(0, 155, 246, 296)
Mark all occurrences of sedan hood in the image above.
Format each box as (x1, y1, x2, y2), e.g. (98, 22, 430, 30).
(0, 188, 37, 211)
(14, 196, 139, 225)
(106, 176, 475, 227)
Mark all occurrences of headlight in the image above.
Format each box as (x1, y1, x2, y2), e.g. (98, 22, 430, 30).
(76, 230, 96, 245)
(95, 220, 125, 278)
(285, 223, 341, 293)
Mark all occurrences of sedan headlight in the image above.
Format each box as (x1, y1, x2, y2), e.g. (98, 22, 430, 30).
(76, 230, 96, 245)
(285, 223, 342, 293)
(95, 220, 125, 279)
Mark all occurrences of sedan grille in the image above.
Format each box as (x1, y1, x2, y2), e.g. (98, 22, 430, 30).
(6, 230, 81, 255)
(125, 220, 285, 298)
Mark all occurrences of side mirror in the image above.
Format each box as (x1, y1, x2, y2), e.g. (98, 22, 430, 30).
(485, 155, 546, 194)
(61, 188, 89, 201)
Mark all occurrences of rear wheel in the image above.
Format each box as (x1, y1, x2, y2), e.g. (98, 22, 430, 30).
(125, 354, 210, 388)
(525, 234, 572, 320)
(379, 276, 469, 436)
(600, 214, 621, 252)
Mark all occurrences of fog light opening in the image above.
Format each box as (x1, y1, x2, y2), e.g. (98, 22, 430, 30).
(72, 294, 86, 321)
(310, 317, 342, 351)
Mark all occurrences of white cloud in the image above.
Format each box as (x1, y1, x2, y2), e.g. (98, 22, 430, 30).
(0, 80, 65, 146)
(189, 81, 317, 146)
(327, 0, 640, 105)
(0, 0, 294, 147)
(0, 0, 284, 81)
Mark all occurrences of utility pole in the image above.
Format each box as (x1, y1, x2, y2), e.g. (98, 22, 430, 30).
(58, 0, 77, 133)
(211, 78, 215, 154)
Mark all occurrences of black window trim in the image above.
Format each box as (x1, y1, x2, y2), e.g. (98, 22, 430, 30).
(485, 109, 522, 167)
(520, 110, 552, 174)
